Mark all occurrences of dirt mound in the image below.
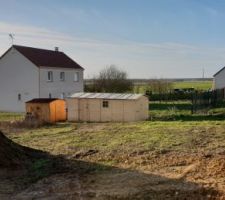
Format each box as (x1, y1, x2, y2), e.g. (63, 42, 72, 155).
(206, 156, 225, 177)
(0, 131, 44, 168)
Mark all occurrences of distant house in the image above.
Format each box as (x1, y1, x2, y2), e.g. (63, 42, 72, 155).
(0, 45, 84, 112)
(213, 66, 225, 90)
(66, 93, 149, 122)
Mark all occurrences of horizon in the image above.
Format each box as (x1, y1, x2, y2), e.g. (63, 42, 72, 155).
(1, 0, 225, 78)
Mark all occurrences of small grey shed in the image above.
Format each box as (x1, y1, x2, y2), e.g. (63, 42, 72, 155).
(66, 93, 149, 122)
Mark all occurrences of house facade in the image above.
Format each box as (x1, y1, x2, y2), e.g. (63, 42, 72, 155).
(213, 66, 225, 90)
(0, 45, 84, 112)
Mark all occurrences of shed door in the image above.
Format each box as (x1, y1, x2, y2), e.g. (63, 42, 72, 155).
(79, 99, 89, 121)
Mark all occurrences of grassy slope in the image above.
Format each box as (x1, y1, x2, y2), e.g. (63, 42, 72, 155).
(7, 120, 225, 167)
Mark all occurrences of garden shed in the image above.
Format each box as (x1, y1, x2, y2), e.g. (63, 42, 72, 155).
(66, 93, 149, 122)
(25, 98, 66, 123)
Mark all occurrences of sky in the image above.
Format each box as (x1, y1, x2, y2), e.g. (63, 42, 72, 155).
(1, 0, 225, 78)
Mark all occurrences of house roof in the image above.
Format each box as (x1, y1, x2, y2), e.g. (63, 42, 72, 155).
(26, 98, 59, 103)
(69, 92, 144, 100)
(1, 45, 84, 70)
(214, 66, 225, 77)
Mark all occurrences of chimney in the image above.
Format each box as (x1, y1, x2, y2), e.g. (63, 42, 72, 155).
(55, 47, 59, 51)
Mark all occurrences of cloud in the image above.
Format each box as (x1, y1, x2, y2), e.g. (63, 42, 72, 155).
(0, 21, 224, 78)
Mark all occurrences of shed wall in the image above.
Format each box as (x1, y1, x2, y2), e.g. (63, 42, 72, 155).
(26, 103, 50, 122)
(67, 98, 79, 121)
(135, 96, 149, 120)
(49, 100, 66, 122)
(67, 96, 149, 122)
(26, 100, 66, 123)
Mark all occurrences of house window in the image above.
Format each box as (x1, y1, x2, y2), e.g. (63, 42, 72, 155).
(102, 100, 109, 108)
(49, 93, 52, 98)
(47, 71, 53, 82)
(18, 94, 21, 101)
(61, 93, 65, 99)
(60, 72, 65, 81)
(74, 72, 79, 82)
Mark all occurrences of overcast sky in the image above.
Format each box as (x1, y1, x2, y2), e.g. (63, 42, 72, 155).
(0, 0, 225, 78)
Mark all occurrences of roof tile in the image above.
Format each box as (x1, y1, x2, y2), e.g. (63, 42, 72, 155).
(12, 45, 84, 69)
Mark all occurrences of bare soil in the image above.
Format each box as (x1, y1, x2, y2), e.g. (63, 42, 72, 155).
(1, 124, 225, 199)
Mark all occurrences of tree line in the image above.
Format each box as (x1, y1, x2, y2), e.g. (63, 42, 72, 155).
(85, 65, 201, 101)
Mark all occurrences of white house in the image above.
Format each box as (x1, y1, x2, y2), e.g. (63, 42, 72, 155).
(0, 45, 84, 112)
(213, 66, 225, 90)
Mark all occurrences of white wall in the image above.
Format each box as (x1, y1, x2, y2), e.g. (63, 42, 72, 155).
(214, 69, 225, 89)
(39, 67, 84, 98)
(0, 48, 39, 112)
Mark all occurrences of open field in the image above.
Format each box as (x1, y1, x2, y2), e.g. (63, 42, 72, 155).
(173, 80, 213, 90)
(1, 106, 225, 199)
(133, 80, 213, 94)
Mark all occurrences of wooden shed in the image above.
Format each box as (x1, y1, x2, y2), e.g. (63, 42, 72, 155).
(66, 93, 149, 122)
(25, 98, 66, 123)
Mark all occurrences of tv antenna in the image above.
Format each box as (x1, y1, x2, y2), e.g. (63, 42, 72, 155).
(9, 33, 15, 45)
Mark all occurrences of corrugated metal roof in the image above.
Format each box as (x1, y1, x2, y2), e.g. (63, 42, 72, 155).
(69, 93, 144, 100)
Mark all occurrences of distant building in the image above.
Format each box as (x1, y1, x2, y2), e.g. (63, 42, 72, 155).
(66, 93, 149, 122)
(0, 45, 84, 112)
(213, 66, 225, 90)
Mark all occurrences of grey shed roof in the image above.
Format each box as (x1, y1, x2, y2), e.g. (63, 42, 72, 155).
(69, 93, 144, 100)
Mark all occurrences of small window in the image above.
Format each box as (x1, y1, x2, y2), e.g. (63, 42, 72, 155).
(47, 71, 53, 82)
(49, 93, 52, 98)
(61, 92, 65, 99)
(60, 72, 65, 81)
(102, 100, 109, 108)
(18, 94, 21, 101)
(74, 72, 79, 82)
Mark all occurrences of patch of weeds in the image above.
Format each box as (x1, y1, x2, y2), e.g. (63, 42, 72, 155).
(27, 158, 53, 183)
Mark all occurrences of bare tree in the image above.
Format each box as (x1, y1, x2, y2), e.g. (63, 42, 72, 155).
(147, 79, 173, 94)
(88, 65, 133, 93)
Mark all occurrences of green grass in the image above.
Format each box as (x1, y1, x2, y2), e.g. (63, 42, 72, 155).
(0, 112, 24, 121)
(149, 101, 192, 120)
(173, 81, 212, 90)
(27, 159, 53, 183)
(133, 80, 213, 93)
(7, 119, 225, 167)
(149, 100, 225, 121)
